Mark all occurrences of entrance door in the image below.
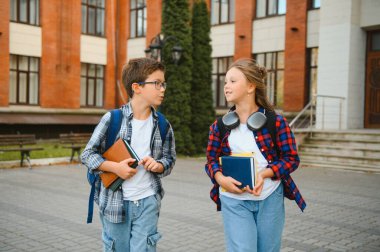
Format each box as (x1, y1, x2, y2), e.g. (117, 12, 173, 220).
(365, 30, 380, 128)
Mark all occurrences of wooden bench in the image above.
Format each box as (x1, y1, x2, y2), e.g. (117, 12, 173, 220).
(0, 134, 44, 168)
(59, 133, 92, 162)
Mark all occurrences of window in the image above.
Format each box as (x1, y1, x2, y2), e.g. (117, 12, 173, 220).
(130, 0, 146, 38)
(307, 48, 318, 103)
(256, 0, 286, 18)
(10, 0, 40, 25)
(9, 55, 39, 105)
(212, 57, 233, 108)
(80, 63, 105, 107)
(309, 0, 320, 9)
(253, 51, 285, 108)
(81, 0, 105, 36)
(211, 0, 235, 25)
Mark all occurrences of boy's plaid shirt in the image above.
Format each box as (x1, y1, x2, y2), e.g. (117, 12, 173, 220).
(205, 109, 306, 212)
(81, 103, 176, 223)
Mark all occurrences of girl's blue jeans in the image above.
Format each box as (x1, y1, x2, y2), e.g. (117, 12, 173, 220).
(220, 184, 285, 252)
(99, 194, 161, 252)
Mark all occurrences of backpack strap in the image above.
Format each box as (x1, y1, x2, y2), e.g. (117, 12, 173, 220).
(156, 111, 169, 144)
(216, 117, 228, 142)
(87, 109, 123, 224)
(265, 110, 279, 156)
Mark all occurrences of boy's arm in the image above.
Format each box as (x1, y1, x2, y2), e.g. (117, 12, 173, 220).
(81, 112, 111, 174)
(156, 123, 176, 178)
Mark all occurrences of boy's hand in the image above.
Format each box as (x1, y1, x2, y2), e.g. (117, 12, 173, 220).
(215, 172, 244, 194)
(139, 156, 164, 173)
(115, 158, 138, 180)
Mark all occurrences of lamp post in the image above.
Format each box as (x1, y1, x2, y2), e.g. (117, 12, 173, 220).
(145, 34, 183, 65)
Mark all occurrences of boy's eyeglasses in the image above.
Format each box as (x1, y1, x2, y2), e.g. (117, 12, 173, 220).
(137, 81, 167, 90)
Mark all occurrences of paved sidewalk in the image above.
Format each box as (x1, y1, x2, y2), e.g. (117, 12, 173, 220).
(0, 158, 379, 251)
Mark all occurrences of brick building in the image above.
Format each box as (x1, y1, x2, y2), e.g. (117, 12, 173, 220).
(0, 0, 379, 138)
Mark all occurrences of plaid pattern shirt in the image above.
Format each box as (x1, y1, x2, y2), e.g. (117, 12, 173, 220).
(205, 108, 306, 212)
(81, 103, 176, 223)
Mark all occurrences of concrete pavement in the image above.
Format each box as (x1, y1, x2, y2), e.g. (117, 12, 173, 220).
(0, 158, 379, 251)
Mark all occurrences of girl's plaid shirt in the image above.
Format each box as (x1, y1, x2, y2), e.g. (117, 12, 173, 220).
(205, 112, 306, 212)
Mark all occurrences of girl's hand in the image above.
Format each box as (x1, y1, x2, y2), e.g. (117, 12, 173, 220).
(139, 156, 164, 173)
(252, 172, 265, 196)
(115, 158, 138, 180)
(251, 168, 274, 196)
(215, 172, 244, 194)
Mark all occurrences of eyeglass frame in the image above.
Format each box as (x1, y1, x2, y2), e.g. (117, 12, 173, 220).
(137, 81, 167, 90)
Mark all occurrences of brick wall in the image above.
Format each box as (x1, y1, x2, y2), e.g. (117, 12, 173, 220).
(40, 0, 81, 108)
(283, 0, 308, 111)
(0, 0, 10, 106)
(234, 0, 254, 60)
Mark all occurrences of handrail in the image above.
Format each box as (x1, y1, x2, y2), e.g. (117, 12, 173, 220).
(289, 100, 313, 128)
(289, 94, 346, 131)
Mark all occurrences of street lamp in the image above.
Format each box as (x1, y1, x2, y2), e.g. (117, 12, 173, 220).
(145, 34, 183, 65)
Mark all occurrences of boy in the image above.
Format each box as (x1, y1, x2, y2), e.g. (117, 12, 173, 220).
(81, 58, 176, 251)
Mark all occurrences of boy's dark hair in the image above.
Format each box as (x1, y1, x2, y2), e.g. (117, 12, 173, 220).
(121, 58, 165, 98)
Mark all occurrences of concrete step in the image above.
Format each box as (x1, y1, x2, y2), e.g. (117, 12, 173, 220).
(300, 152, 380, 166)
(299, 144, 380, 158)
(303, 137, 380, 148)
(300, 161, 380, 173)
(306, 130, 380, 141)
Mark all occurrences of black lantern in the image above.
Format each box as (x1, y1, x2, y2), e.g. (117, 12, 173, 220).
(145, 34, 183, 65)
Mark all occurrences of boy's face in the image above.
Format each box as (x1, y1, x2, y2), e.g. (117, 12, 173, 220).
(134, 70, 166, 107)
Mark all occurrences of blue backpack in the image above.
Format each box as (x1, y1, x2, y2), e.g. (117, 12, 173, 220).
(86, 109, 169, 223)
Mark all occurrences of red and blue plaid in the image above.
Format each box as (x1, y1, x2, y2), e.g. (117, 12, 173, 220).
(205, 110, 306, 212)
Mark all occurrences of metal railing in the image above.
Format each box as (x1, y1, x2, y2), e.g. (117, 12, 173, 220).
(289, 95, 346, 131)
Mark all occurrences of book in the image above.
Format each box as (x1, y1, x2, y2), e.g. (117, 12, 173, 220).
(219, 155, 256, 189)
(101, 138, 140, 191)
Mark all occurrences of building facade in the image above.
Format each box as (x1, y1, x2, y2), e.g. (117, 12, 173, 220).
(0, 0, 379, 138)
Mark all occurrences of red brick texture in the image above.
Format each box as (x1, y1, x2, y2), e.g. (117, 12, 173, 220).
(0, 0, 10, 106)
(283, 0, 308, 111)
(146, 0, 162, 48)
(234, 0, 254, 60)
(40, 0, 81, 108)
(115, 0, 130, 107)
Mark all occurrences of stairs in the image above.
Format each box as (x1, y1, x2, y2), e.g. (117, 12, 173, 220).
(296, 130, 380, 173)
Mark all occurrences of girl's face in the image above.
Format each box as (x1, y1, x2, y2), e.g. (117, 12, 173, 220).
(224, 67, 255, 104)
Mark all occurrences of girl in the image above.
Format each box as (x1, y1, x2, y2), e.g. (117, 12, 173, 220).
(205, 58, 306, 252)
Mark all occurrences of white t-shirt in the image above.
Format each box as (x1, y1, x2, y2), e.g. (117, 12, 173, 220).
(122, 114, 155, 201)
(220, 123, 280, 201)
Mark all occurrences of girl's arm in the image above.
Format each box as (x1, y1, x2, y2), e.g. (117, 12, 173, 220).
(267, 115, 300, 180)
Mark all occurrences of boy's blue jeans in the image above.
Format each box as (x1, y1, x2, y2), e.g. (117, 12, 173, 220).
(220, 185, 285, 252)
(99, 194, 161, 252)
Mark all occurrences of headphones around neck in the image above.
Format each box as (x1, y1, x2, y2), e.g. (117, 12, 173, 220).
(222, 109, 267, 131)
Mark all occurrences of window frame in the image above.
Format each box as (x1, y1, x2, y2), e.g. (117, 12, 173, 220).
(80, 63, 105, 108)
(81, 0, 106, 37)
(211, 0, 235, 26)
(212, 57, 234, 109)
(306, 47, 318, 105)
(308, 0, 320, 10)
(255, 0, 287, 19)
(10, 0, 40, 26)
(130, 0, 147, 38)
(253, 51, 285, 108)
(9, 54, 40, 105)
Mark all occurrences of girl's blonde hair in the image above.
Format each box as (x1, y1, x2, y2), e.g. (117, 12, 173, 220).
(228, 58, 274, 111)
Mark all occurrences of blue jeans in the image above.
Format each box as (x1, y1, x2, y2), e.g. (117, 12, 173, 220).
(99, 194, 161, 252)
(220, 185, 285, 252)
